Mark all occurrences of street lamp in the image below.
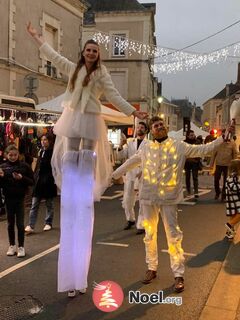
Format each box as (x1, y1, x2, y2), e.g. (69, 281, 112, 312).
(157, 96, 163, 104)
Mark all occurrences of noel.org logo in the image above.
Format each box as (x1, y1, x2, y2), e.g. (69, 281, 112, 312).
(92, 280, 124, 312)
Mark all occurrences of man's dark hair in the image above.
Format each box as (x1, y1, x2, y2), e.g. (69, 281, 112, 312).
(186, 129, 194, 137)
(138, 121, 149, 133)
(148, 116, 164, 129)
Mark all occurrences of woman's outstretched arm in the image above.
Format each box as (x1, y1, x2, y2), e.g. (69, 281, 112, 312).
(26, 21, 74, 75)
(26, 22, 44, 46)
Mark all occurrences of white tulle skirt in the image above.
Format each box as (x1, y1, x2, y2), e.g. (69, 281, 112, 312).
(54, 107, 102, 140)
(51, 109, 112, 201)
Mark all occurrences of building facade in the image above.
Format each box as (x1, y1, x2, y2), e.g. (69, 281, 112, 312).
(171, 98, 193, 131)
(0, 0, 87, 104)
(158, 98, 178, 131)
(202, 64, 240, 134)
(83, 0, 157, 115)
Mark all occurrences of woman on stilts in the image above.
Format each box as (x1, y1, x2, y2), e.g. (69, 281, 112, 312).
(27, 22, 147, 297)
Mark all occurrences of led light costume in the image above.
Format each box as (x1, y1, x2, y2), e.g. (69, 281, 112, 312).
(39, 42, 136, 293)
(113, 136, 224, 278)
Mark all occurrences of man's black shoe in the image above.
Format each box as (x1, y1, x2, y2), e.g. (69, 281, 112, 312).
(174, 277, 184, 293)
(123, 221, 135, 230)
(0, 207, 5, 216)
(215, 193, 220, 200)
(142, 270, 157, 284)
(136, 229, 145, 235)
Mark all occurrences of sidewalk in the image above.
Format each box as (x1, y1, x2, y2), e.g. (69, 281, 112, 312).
(200, 225, 240, 320)
(197, 173, 240, 319)
(184, 173, 240, 319)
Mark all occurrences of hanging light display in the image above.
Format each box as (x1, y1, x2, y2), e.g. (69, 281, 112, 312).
(93, 31, 240, 74)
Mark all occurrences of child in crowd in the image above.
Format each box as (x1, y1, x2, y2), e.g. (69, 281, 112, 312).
(0, 145, 34, 257)
(225, 159, 240, 239)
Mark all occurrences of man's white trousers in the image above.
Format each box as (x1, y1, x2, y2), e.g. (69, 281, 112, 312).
(122, 179, 143, 229)
(142, 204, 185, 277)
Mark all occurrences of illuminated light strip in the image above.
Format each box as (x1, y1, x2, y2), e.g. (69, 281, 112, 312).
(93, 31, 177, 58)
(14, 120, 54, 127)
(153, 42, 240, 73)
(0, 120, 54, 127)
(179, 201, 196, 206)
(96, 241, 129, 247)
(0, 244, 59, 279)
(93, 31, 240, 73)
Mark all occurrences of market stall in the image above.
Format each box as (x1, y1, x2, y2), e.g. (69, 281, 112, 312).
(36, 94, 134, 125)
(0, 98, 60, 165)
(168, 122, 209, 140)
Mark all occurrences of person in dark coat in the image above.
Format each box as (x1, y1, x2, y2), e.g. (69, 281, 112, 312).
(0, 145, 34, 257)
(184, 130, 202, 198)
(25, 134, 57, 233)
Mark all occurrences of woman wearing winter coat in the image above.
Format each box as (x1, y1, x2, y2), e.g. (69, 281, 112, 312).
(25, 134, 57, 233)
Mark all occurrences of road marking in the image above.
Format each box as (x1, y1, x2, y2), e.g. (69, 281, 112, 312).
(96, 241, 129, 247)
(0, 244, 59, 279)
(101, 191, 124, 200)
(179, 201, 196, 206)
(180, 188, 211, 205)
(101, 188, 211, 202)
(161, 249, 197, 257)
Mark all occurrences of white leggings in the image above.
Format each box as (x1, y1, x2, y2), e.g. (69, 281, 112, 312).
(66, 137, 96, 151)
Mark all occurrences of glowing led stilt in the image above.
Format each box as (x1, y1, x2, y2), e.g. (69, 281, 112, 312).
(58, 150, 96, 292)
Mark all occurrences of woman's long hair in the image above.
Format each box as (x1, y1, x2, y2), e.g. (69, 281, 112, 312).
(69, 39, 100, 92)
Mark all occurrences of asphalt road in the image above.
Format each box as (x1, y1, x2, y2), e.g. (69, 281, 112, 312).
(0, 175, 232, 320)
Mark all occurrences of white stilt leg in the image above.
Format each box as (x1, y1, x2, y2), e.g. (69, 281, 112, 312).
(58, 150, 95, 292)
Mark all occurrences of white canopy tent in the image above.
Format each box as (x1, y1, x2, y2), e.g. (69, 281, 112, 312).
(36, 94, 134, 125)
(168, 122, 209, 140)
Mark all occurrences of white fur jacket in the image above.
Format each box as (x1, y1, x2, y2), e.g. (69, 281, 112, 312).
(113, 136, 224, 205)
(39, 42, 135, 116)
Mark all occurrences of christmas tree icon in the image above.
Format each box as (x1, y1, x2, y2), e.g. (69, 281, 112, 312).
(99, 283, 118, 309)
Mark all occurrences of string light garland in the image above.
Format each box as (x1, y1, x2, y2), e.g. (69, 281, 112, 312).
(93, 31, 240, 74)
(153, 41, 240, 74)
(93, 31, 168, 57)
(0, 31, 237, 75)
(0, 119, 54, 127)
(0, 107, 59, 127)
